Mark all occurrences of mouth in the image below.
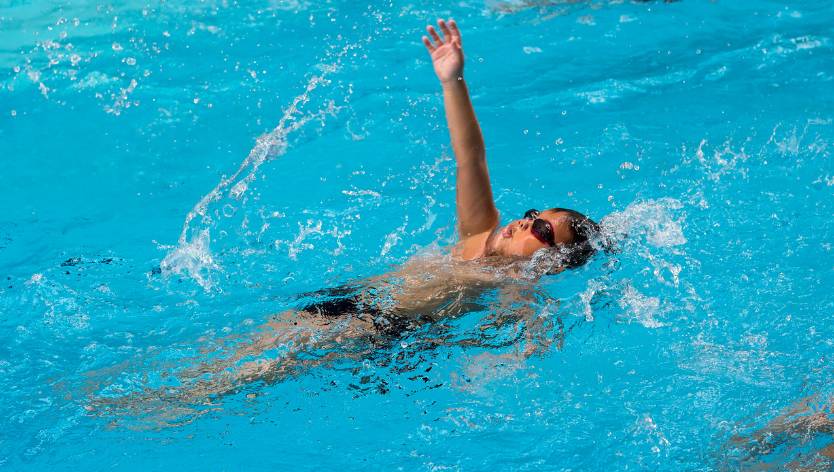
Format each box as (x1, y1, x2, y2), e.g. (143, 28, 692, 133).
(501, 225, 513, 238)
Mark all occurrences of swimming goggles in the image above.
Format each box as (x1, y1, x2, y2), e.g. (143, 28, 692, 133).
(523, 209, 556, 247)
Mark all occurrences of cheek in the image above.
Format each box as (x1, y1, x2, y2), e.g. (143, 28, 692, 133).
(512, 234, 545, 256)
(522, 239, 544, 255)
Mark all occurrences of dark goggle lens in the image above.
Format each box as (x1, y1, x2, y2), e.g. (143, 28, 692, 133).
(531, 218, 555, 246)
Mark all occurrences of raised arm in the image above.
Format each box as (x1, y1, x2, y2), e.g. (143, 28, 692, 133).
(423, 19, 500, 242)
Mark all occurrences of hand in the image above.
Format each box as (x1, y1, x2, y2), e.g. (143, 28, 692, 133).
(422, 18, 464, 84)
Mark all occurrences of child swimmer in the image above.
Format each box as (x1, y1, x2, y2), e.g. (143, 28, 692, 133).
(90, 19, 602, 421)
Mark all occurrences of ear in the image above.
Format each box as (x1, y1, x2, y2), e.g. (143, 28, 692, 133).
(546, 266, 565, 276)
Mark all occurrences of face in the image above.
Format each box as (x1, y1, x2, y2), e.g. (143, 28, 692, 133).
(488, 209, 575, 258)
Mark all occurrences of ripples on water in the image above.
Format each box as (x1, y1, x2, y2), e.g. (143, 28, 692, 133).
(2, 0, 834, 470)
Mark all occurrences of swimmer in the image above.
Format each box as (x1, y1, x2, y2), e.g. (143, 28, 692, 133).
(722, 394, 834, 471)
(87, 19, 600, 424)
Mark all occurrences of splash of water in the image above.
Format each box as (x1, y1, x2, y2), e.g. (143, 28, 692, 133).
(601, 197, 687, 249)
(576, 198, 689, 326)
(157, 229, 219, 290)
(160, 46, 356, 290)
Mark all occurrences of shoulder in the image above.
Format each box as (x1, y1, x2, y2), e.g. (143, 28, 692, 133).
(452, 229, 495, 261)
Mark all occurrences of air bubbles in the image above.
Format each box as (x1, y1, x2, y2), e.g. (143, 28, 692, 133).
(125, 57, 136, 66)
(27, 273, 44, 285)
(111, 42, 123, 52)
(619, 161, 640, 171)
(577, 15, 595, 26)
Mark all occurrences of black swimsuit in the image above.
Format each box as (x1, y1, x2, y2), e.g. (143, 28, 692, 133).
(297, 285, 421, 338)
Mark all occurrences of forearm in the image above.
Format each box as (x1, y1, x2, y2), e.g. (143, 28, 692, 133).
(442, 79, 485, 166)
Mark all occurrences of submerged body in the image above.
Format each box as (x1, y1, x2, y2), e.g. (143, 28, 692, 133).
(89, 250, 557, 424)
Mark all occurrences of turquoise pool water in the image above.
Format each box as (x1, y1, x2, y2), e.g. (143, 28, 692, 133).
(2, 0, 834, 469)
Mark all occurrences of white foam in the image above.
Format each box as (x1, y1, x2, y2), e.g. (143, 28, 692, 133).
(285, 220, 324, 261)
(579, 279, 605, 321)
(577, 198, 690, 325)
(618, 282, 666, 329)
(601, 198, 687, 249)
(159, 228, 219, 291)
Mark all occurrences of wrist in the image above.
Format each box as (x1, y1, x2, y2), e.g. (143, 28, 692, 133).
(440, 76, 466, 88)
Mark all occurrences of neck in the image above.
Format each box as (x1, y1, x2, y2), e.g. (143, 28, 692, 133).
(482, 227, 502, 257)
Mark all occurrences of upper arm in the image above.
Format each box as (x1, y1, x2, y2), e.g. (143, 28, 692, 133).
(456, 157, 500, 239)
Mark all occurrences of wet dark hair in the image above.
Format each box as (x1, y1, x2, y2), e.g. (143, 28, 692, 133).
(547, 207, 600, 270)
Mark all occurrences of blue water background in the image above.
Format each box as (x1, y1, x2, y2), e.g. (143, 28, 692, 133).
(2, 0, 834, 470)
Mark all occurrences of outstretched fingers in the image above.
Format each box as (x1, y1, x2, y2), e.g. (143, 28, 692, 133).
(427, 24, 443, 45)
(423, 18, 460, 53)
(438, 19, 453, 42)
(422, 35, 435, 53)
(448, 19, 462, 45)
